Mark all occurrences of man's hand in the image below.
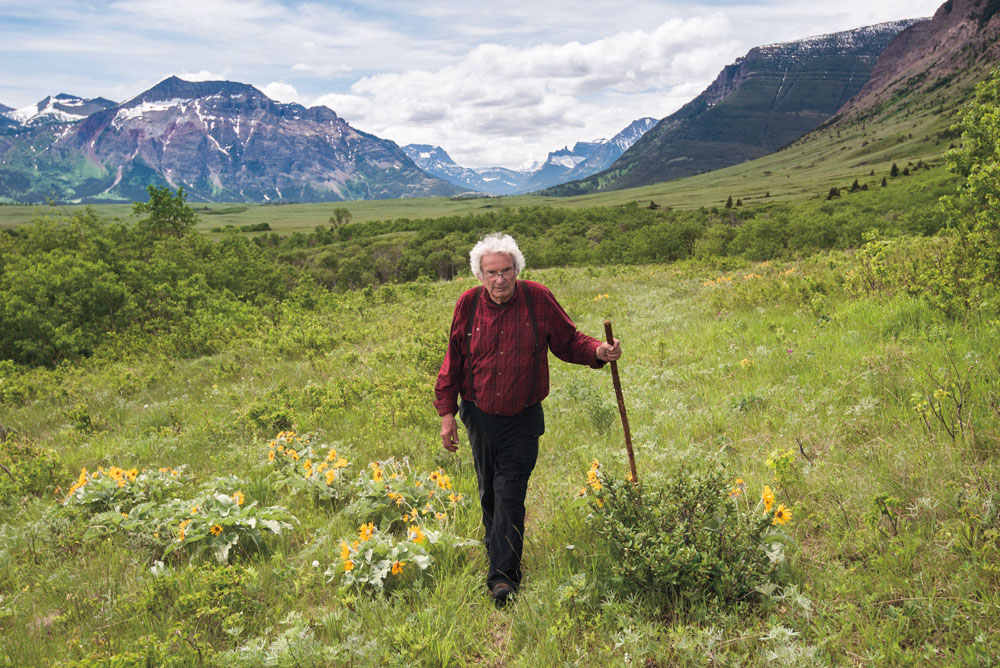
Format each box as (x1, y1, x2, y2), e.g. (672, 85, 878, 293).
(596, 338, 622, 363)
(441, 413, 459, 452)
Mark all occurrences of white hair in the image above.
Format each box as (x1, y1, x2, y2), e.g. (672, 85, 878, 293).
(469, 232, 526, 280)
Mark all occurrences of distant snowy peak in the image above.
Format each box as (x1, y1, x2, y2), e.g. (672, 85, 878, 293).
(402, 115, 658, 195)
(5, 93, 117, 126)
(610, 117, 658, 151)
(405, 143, 458, 167)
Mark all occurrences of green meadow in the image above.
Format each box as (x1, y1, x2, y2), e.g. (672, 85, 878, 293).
(2, 248, 998, 666)
(1, 66, 998, 668)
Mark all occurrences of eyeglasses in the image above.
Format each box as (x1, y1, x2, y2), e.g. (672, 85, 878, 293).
(484, 267, 515, 280)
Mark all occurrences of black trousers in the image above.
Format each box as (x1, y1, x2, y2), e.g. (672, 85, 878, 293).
(459, 400, 544, 591)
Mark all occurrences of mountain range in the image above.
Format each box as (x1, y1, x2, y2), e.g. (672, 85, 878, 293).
(403, 117, 656, 196)
(0, 2, 990, 204)
(0, 78, 461, 203)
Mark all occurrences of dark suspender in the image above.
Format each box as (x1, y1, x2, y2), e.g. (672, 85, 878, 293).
(464, 282, 542, 408)
(463, 286, 482, 394)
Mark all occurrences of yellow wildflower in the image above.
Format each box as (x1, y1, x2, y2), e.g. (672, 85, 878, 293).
(190, 506, 199, 515)
(391, 561, 405, 575)
(333, 457, 348, 469)
(339, 541, 351, 560)
(586, 468, 602, 492)
(435, 512, 447, 520)
(210, 524, 223, 536)
(178, 519, 191, 542)
(326, 448, 338, 462)
(772, 504, 792, 525)
(407, 525, 426, 544)
(304, 459, 313, 471)
(126, 468, 139, 482)
(728, 478, 746, 498)
(268, 450, 276, 462)
(232, 491, 245, 505)
(358, 522, 375, 542)
(344, 559, 354, 572)
(326, 470, 337, 485)
(762, 485, 775, 513)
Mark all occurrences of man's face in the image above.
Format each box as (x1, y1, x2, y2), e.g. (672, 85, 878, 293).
(479, 252, 517, 304)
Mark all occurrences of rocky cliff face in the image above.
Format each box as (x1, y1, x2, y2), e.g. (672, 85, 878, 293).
(839, 0, 1000, 115)
(0, 77, 460, 203)
(544, 19, 922, 196)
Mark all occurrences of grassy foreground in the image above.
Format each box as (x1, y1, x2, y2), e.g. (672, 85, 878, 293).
(1, 252, 998, 666)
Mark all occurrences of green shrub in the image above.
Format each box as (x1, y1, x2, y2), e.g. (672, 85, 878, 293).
(583, 460, 790, 608)
(0, 437, 62, 502)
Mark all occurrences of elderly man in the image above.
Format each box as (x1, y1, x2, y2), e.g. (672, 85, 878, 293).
(434, 232, 621, 608)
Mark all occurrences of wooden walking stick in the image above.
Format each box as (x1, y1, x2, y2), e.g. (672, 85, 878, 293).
(604, 320, 637, 483)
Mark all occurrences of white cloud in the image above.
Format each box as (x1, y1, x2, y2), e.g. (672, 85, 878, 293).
(310, 14, 739, 168)
(261, 82, 300, 104)
(175, 69, 231, 82)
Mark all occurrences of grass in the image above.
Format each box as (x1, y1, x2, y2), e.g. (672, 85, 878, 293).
(1, 254, 998, 666)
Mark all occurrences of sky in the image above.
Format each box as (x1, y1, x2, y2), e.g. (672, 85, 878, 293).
(0, 0, 943, 169)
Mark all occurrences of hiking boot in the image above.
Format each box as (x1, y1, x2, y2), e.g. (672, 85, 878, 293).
(491, 582, 515, 609)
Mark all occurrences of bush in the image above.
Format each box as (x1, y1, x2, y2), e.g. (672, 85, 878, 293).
(583, 460, 789, 608)
(0, 437, 62, 503)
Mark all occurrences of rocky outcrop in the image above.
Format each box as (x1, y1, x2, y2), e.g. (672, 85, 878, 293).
(840, 0, 1000, 115)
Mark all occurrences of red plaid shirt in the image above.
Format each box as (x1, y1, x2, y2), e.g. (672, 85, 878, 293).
(434, 280, 605, 417)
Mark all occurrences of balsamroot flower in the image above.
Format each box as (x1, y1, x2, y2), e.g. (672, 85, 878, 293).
(407, 525, 426, 544)
(178, 519, 191, 542)
(772, 504, 792, 525)
(358, 522, 375, 542)
(391, 561, 405, 575)
(762, 485, 775, 512)
(210, 524, 223, 536)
